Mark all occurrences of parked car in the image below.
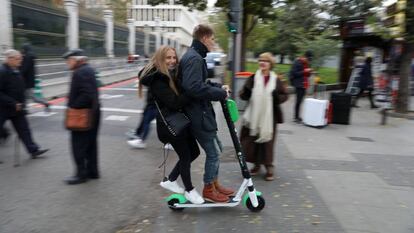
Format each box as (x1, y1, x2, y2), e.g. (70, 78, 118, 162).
(127, 54, 140, 63)
(205, 52, 226, 79)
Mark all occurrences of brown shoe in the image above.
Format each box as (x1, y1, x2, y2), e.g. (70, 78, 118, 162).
(213, 179, 235, 196)
(264, 165, 274, 181)
(203, 183, 229, 202)
(250, 165, 261, 176)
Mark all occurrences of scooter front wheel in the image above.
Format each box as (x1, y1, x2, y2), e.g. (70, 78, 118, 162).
(246, 195, 265, 212)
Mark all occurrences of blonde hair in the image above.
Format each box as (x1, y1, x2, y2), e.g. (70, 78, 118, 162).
(258, 52, 276, 70)
(139, 46, 179, 96)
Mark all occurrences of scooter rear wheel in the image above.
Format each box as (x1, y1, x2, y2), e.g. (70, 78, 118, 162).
(167, 198, 184, 212)
(246, 195, 265, 212)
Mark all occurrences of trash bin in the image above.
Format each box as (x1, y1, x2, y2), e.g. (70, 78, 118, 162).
(233, 71, 254, 111)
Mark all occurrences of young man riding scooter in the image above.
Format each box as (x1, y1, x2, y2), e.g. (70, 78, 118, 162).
(179, 24, 234, 202)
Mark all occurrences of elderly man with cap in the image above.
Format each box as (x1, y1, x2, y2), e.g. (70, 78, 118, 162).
(289, 50, 313, 123)
(0, 49, 49, 157)
(63, 49, 101, 185)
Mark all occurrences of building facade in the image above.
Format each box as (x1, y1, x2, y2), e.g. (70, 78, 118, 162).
(129, 0, 201, 47)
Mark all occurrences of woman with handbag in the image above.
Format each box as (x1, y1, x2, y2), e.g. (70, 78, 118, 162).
(139, 46, 204, 204)
(239, 52, 288, 181)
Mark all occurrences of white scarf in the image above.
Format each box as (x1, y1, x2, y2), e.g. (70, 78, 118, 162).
(243, 70, 277, 143)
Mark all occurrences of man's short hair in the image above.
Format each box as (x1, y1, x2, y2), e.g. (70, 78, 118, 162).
(4, 49, 21, 59)
(192, 24, 214, 41)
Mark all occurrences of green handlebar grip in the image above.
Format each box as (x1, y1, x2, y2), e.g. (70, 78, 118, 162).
(226, 99, 239, 123)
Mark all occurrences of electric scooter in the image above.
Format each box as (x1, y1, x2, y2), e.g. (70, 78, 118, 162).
(165, 99, 266, 212)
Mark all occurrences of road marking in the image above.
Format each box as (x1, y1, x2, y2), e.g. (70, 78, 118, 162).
(49, 105, 143, 114)
(103, 88, 137, 91)
(28, 112, 58, 117)
(105, 115, 130, 121)
(100, 94, 124, 99)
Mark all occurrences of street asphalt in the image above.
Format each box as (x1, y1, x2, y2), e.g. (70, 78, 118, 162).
(1, 78, 413, 233)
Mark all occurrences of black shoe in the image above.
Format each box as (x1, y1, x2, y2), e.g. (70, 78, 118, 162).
(371, 105, 379, 109)
(293, 118, 302, 123)
(31, 148, 49, 159)
(352, 105, 360, 108)
(88, 173, 100, 179)
(44, 103, 51, 113)
(64, 176, 88, 185)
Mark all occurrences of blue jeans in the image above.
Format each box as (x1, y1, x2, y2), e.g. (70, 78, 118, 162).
(196, 134, 222, 184)
(136, 104, 157, 141)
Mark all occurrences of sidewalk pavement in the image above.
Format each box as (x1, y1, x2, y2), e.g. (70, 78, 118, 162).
(120, 93, 414, 233)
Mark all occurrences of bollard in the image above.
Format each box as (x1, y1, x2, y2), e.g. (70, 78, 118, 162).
(34, 78, 44, 99)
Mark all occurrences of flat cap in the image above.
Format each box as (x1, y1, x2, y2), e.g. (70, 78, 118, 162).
(62, 49, 84, 59)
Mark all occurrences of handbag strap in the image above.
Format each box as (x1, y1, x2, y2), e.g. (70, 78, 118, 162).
(154, 100, 168, 126)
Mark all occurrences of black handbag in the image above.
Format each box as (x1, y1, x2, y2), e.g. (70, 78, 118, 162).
(155, 101, 190, 136)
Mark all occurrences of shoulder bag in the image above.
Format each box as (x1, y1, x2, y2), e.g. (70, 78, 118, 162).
(155, 101, 190, 137)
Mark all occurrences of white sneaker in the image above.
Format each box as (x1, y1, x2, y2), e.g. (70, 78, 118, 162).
(185, 188, 205, 204)
(127, 139, 146, 149)
(164, 143, 174, 150)
(160, 180, 185, 194)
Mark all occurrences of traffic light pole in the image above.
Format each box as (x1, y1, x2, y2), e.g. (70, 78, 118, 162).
(230, 0, 243, 99)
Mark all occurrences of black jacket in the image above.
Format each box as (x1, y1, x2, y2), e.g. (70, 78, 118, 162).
(179, 40, 227, 139)
(358, 63, 374, 90)
(67, 63, 99, 109)
(140, 69, 191, 143)
(20, 53, 37, 89)
(0, 64, 26, 117)
(289, 58, 305, 88)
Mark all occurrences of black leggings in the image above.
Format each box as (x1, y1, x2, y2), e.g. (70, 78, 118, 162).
(167, 131, 199, 192)
(355, 88, 375, 107)
(295, 87, 306, 119)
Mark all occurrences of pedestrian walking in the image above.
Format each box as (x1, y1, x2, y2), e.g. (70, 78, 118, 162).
(126, 79, 157, 149)
(239, 52, 288, 181)
(179, 24, 234, 203)
(289, 51, 313, 123)
(0, 49, 49, 158)
(140, 46, 204, 204)
(353, 57, 378, 109)
(20, 44, 50, 112)
(63, 49, 101, 185)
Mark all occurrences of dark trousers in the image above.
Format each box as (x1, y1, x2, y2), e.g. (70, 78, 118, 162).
(355, 88, 376, 107)
(167, 130, 199, 191)
(135, 104, 157, 141)
(294, 87, 306, 119)
(70, 111, 100, 178)
(0, 114, 39, 153)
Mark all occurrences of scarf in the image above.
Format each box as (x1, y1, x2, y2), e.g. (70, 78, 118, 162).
(242, 70, 277, 143)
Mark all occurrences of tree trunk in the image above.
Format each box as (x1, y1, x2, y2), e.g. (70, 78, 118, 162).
(395, 1, 414, 113)
(395, 43, 413, 113)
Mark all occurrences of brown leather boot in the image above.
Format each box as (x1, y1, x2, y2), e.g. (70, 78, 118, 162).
(213, 179, 235, 196)
(264, 165, 274, 181)
(203, 183, 229, 202)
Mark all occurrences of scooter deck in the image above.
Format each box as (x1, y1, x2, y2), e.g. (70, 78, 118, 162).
(172, 199, 240, 208)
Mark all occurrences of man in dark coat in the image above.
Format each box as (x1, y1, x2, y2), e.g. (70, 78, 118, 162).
(289, 51, 313, 122)
(0, 49, 49, 158)
(63, 49, 101, 185)
(179, 24, 234, 203)
(20, 44, 50, 111)
(354, 57, 378, 109)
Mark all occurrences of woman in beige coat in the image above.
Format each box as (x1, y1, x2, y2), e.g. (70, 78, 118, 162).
(239, 52, 288, 181)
